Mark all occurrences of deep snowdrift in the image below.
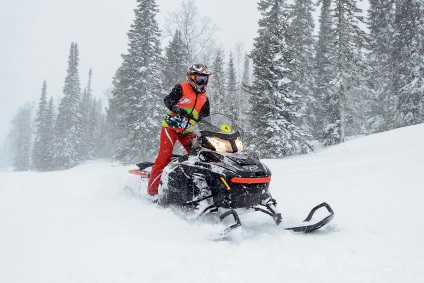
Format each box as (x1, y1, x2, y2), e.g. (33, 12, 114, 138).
(1, 124, 424, 283)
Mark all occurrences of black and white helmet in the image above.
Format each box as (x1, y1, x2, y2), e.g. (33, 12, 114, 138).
(187, 64, 211, 92)
(188, 64, 211, 76)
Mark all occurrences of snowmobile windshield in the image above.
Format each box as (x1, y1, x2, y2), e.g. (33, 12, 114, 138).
(196, 114, 244, 153)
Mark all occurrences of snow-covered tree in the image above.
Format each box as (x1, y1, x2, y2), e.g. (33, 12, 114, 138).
(314, 0, 334, 139)
(44, 97, 56, 170)
(80, 69, 94, 160)
(287, 0, 316, 135)
(209, 48, 226, 114)
(9, 103, 35, 171)
(108, 0, 163, 162)
(32, 81, 54, 171)
(87, 98, 105, 159)
(162, 29, 189, 92)
(247, 0, 313, 158)
(366, 0, 395, 132)
(54, 42, 83, 169)
(320, 0, 367, 145)
(85, 100, 96, 159)
(234, 42, 246, 84)
(391, 0, 424, 128)
(226, 52, 238, 119)
(239, 54, 253, 134)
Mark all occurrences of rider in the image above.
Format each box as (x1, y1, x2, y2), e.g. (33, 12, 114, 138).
(147, 64, 211, 196)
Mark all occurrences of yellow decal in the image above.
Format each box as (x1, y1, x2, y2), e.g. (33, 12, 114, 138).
(220, 177, 231, 190)
(221, 124, 231, 133)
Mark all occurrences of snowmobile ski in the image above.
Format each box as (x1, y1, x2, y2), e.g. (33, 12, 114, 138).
(283, 202, 334, 233)
(194, 205, 242, 238)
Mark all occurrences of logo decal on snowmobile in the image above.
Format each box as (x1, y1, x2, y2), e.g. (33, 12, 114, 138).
(247, 165, 258, 171)
(221, 124, 231, 133)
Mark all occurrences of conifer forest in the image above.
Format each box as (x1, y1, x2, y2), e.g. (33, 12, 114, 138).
(2, 0, 423, 171)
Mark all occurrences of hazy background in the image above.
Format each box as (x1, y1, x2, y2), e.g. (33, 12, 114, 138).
(0, 0, 261, 142)
(0, 0, 369, 143)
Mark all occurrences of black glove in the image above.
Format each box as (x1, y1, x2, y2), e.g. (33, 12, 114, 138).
(171, 105, 187, 116)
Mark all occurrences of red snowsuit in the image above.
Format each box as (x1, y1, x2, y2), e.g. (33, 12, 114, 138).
(147, 82, 210, 195)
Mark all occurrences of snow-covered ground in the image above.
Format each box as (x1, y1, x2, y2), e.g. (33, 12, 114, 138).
(1, 124, 424, 283)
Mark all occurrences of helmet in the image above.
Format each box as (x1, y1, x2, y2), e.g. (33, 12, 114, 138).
(187, 64, 211, 92)
(188, 64, 211, 76)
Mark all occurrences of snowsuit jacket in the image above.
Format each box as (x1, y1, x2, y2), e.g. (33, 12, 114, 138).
(161, 82, 210, 133)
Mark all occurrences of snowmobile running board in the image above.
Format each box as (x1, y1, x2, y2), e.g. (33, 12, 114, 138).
(283, 202, 334, 233)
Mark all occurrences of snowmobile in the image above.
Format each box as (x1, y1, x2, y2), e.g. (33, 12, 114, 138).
(126, 114, 334, 236)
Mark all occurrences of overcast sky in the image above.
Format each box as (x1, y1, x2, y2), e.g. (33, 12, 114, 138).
(0, 0, 261, 142)
(0, 0, 368, 143)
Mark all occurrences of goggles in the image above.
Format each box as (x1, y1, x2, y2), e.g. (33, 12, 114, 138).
(192, 74, 209, 86)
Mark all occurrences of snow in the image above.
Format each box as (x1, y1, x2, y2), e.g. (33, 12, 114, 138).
(1, 124, 424, 282)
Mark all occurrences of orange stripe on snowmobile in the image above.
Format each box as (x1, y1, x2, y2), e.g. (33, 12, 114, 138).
(230, 176, 271, 184)
(128, 169, 149, 178)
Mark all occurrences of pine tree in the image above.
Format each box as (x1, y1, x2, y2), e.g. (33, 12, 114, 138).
(162, 29, 189, 92)
(80, 69, 93, 160)
(54, 42, 83, 169)
(287, 0, 316, 135)
(366, 0, 395, 132)
(209, 48, 226, 114)
(91, 98, 106, 158)
(239, 54, 252, 135)
(226, 52, 238, 120)
(314, 0, 334, 138)
(108, 0, 163, 162)
(391, 0, 424, 128)
(9, 103, 35, 171)
(247, 0, 313, 158)
(32, 81, 51, 171)
(320, 0, 367, 145)
(44, 97, 56, 171)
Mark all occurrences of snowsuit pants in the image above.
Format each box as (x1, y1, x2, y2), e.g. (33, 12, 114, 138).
(147, 127, 196, 195)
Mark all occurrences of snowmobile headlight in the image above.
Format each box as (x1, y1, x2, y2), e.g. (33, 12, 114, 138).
(205, 136, 244, 153)
(206, 136, 232, 153)
(235, 137, 244, 152)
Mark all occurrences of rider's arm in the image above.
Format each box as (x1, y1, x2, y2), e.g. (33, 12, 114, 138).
(198, 98, 210, 121)
(164, 84, 183, 110)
